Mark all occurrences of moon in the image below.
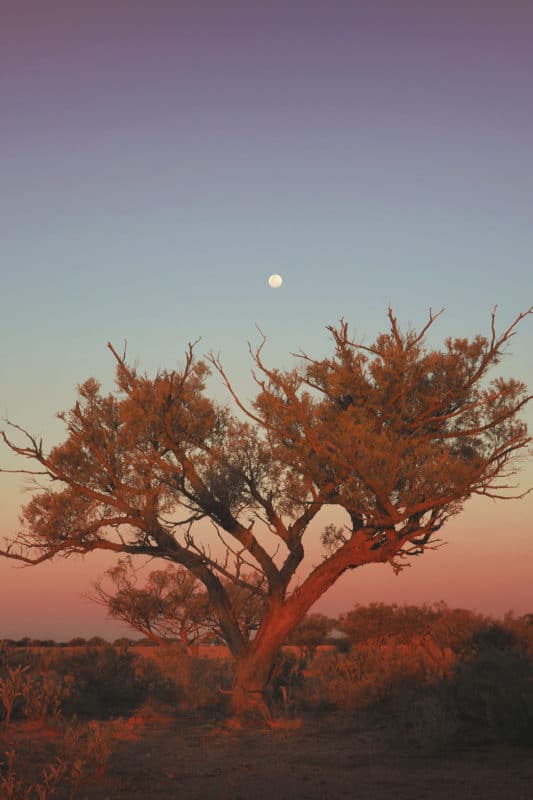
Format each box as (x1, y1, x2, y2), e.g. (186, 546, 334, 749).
(268, 274, 283, 288)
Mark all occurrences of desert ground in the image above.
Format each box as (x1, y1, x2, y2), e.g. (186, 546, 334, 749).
(3, 711, 533, 800)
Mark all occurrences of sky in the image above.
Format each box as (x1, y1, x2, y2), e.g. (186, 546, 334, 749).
(1, 0, 532, 640)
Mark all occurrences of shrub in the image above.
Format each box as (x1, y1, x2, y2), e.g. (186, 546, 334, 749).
(0, 666, 30, 725)
(452, 647, 533, 744)
(67, 638, 87, 647)
(60, 718, 112, 783)
(385, 682, 460, 750)
(0, 642, 9, 672)
(50, 645, 149, 718)
(86, 637, 107, 647)
(302, 635, 456, 713)
(428, 608, 487, 655)
(468, 622, 519, 654)
(113, 637, 137, 648)
(338, 602, 445, 646)
(0, 748, 65, 800)
(0, 720, 112, 799)
(141, 647, 232, 711)
(21, 672, 71, 722)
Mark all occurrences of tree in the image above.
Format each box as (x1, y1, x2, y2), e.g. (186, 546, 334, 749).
(338, 601, 446, 645)
(92, 559, 264, 650)
(285, 613, 336, 661)
(93, 560, 210, 650)
(67, 637, 87, 647)
(1, 308, 531, 725)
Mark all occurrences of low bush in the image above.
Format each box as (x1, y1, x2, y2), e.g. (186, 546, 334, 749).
(299, 634, 456, 714)
(0, 666, 29, 725)
(46, 645, 149, 718)
(0, 719, 112, 799)
(428, 608, 488, 655)
(141, 646, 233, 711)
(21, 672, 72, 722)
(452, 646, 533, 744)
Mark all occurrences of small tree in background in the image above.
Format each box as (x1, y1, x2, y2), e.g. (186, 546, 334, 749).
(286, 613, 336, 661)
(93, 560, 209, 649)
(338, 601, 446, 645)
(92, 559, 264, 650)
(1, 307, 531, 724)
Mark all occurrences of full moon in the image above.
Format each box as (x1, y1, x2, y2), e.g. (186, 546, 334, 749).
(268, 274, 283, 288)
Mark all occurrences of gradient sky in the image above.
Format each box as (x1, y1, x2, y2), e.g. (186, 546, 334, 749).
(1, 0, 532, 639)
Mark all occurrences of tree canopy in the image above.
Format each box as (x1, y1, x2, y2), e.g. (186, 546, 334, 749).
(1, 307, 531, 722)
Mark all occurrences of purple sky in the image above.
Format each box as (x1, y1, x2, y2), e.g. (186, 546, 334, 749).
(1, 0, 532, 639)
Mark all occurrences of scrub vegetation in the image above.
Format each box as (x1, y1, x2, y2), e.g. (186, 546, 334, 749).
(2, 603, 533, 798)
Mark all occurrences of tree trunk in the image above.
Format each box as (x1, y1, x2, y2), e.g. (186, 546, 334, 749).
(231, 645, 280, 726)
(228, 601, 321, 726)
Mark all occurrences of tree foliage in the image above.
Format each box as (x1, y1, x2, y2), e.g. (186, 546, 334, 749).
(337, 602, 444, 644)
(1, 307, 531, 721)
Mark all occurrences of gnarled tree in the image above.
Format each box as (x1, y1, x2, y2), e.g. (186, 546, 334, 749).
(1, 307, 531, 724)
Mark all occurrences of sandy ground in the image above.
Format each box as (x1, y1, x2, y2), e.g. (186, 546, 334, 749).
(4, 713, 533, 800)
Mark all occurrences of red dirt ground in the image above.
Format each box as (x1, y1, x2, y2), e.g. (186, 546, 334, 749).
(3, 713, 533, 799)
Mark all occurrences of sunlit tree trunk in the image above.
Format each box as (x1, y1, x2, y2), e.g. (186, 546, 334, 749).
(229, 604, 305, 725)
(231, 650, 277, 724)
(228, 542, 376, 724)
